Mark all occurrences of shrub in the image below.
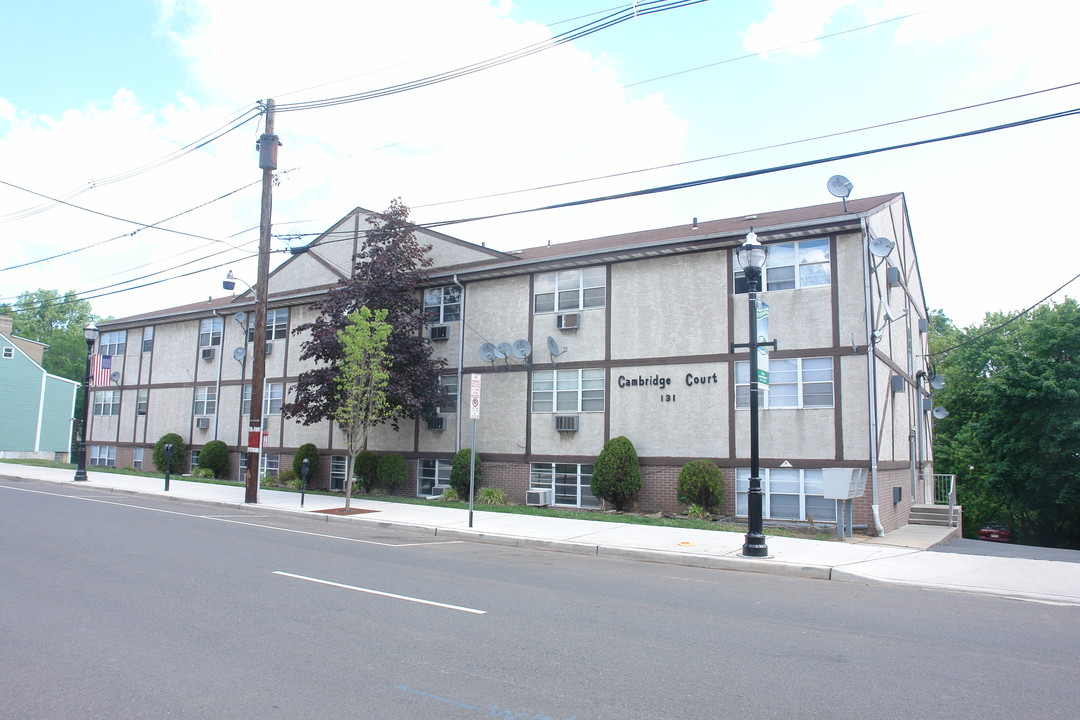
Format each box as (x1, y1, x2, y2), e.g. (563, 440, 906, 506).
(197, 440, 230, 478)
(292, 443, 320, 479)
(677, 459, 725, 514)
(377, 453, 408, 493)
(684, 502, 710, 521)
(279, 468, 298, 485)
(152, 433, 187, 474)
(439, 487, 460, 502)
(450, 448, 482, 499)
(260, 475, 277, 489)
(191, 467, 216, 479)
(354, 450, 379, 492)
(476, 487, 508, 505)
(591, 436, 641, 511)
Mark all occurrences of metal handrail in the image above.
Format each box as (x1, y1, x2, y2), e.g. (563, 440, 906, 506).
(932, 474, 958, 527)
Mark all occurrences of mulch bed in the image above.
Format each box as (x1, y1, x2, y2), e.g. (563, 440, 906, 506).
(311, 507, 377, 515)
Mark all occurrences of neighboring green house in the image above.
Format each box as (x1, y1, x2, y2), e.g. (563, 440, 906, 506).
(0, 316, 79, 460)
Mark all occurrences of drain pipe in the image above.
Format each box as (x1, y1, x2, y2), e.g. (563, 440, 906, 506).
(452, 275, 465, 454)
(212, 308, 224, 442)
(861, 217, 885, 535)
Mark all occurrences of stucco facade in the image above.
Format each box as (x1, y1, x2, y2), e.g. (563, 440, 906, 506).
(91, 194, 939, 533)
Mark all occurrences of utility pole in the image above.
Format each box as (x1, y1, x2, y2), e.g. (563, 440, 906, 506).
(245, 99, 279, 504)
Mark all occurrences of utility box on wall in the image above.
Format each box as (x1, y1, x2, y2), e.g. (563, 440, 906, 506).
(822, 468, 868, 500)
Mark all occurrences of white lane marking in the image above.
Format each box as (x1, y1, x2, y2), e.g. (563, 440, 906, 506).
(273, 571, 487, 614)
(0, 484, 461, 549)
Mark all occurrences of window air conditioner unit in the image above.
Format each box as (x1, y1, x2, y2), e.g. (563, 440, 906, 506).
(426, 417, 446, 431)
(557, 313, 579, 330)
(201, 347, 216, 360)
(429, 325, 449, 341)
(526, 488, 554, 506)
(555, 415, 579, 432)
(265, 342, 273, 356)
(195, 417, 210, 429)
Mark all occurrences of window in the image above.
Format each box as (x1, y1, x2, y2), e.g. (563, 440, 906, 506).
(736, 468, 836, 522)
(735, 357, 833, 409)
(194, 386, 217, 416)
(2, 346, 13, 359)
(417, 458, 452, 496)
(239, 452, 248, 477)
(242, 384, 251, 416)
(132, 447, 144, 470)
(92, 390, 120, 416)
(136, 389, 149, 416)
(423, 286, 461, 324)
(99, 330, 127, 356)
(531, 463, 599, 508)
(532, 369, 605, 412)
(264, 383, 283, 415)
(89, 445, 116, 467)
(330, 455, 348, 491)
(438, 375, 458, 414)
(190, 450, 200, 472)
(533, 267, 605, 313)
(260, 453, 279, 479)
(735, 239, 830, 293)
(142, 326, 154, 353)
(247, 308, 289, 342)
(199, 317, 223, 347)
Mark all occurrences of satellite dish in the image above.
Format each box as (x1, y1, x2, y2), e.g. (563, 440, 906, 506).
(110, 371, 121, 383)
(496, 342, 514, 360)
(234, 311, 248, 325)
(478, 343, 497, 363)
(233, 347, 247, 362)
(546, 336, 565, 357)
(929, 374, 945, 390)
(932, 406, 950, 420)
(512, 339, 532, 359)
(827, 175, 853, 198)
(868, 235, 896, 258)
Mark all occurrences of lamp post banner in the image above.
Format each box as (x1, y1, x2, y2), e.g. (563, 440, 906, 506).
(756, 300, 770, 386)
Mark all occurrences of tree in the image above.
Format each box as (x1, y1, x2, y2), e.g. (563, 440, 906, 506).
(292, 443, 321, 483)
(197, 440, 230, 478)
(334, 307, 395, 509)
(933, 300, 1080, 548)
(284, 199, 448, 429)
(377, 453, 408, 494)
(354, 450, 379, 492)
(0, 289, 98, 382)
(449, 448, 482, 499)
(591, 436, 642, 511)
(677, 459, 725, 513)
(153, 433, 187, 474)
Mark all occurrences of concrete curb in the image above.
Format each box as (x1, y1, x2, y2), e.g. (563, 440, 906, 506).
(829, 567, 1080, 606)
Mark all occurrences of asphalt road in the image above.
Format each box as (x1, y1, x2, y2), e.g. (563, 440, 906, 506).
(3, 480, 1079, 720)
(931, 537, 1080, 563)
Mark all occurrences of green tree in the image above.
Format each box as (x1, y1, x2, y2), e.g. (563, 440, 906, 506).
(377, 453, 408, 494)
(354, 450, 379, 492)
(152, 433, 187, 474)
(933, 300, 1080, 547)
(197, 440, 230, 478)
(334, 307, 395, 509)
(591, 436, 642, 511)
(677, 459, 725, 513)
(0, 289, 98, 382)
(449, 448, 482, 499)
(292, 443, 321, 484)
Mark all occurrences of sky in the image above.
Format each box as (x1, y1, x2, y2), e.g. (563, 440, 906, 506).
(2, 0, 1078, 328)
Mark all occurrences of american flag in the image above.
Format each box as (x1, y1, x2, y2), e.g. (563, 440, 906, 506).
(91, 354, 112, 386)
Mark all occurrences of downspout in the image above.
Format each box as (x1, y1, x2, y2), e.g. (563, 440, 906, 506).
(861, 217, 885, 535)
(212, 309, 224, 441)
(452, 275, 465, 454)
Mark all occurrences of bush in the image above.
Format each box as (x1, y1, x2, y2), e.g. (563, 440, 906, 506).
(684, 502, 710, 521)
(677, 459, 725, 514)
(377, 453, 408, 493)
(476, 487, 508, 505)
(279, 468, 298, 485)
(197, 440, 229, 478)
(591, 436, 641, 511)
(292, 443, 320, 480)
(439, 487, 460, 502)
(354, 450, 379, 492)
(153, 433, 187, 474)
(450, 448, 482, 499)
(191, 467, 216, 479)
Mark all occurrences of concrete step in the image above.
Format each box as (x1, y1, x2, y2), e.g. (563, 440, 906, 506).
(909, 504, 961, 527)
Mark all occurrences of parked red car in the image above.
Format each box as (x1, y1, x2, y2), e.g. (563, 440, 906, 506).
(978, 523, 1016, 543)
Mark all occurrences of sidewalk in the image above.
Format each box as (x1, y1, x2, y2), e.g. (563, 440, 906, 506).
(4, 463, 1080, 607)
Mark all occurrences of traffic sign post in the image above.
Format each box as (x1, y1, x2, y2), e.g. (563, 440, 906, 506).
(468, 374, 481, 527)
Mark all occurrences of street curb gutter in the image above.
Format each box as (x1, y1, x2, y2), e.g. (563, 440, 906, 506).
(829, 568, 1080, 606)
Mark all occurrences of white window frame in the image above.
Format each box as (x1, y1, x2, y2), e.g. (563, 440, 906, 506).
(142, 326, 154, 353)
(89, 445, 116, 467)
(264, 382, 284, 415)
(330, 455, 347, 491)
(199, 317, 223, 347)
(248, 308, 289, 342)
(132, 447, 144, 470)
(533, 267, 606, 314)
(417, 458, 452, 497)
(92, 390, 121, 416)
(99, 330, 127, 356)
(438, 375, 458, 414)
(242, 384, 251, 416)
(2, 346, 13, 359)
(736, 468, 837, 523)
(260, 453, 279, 479)
(423, 286, 462, 324)
(735, 238, 831, 293)
(194, 386, 217, 416)
(530, 462, 599, 509)
(735, 357, 834, 409)
(136, 388, 149, 416)
(531, 369, 605, 413)
(190, 450, 200, 472)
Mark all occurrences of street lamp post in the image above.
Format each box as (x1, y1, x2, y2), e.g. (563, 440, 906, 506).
(73, 322, 99, 481)
(734, 230, 772, 558)
(223, 270, 263, 504)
